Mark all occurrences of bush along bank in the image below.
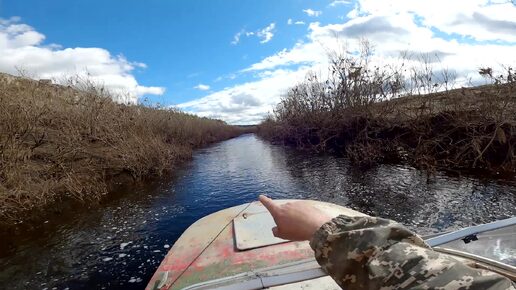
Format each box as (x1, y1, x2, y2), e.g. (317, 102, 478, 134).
(258, 45, 515, 175)
(0, 73, 248, 226)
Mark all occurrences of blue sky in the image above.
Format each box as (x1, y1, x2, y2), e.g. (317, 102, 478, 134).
(0, 0, 340, 104)
(1, 0, 516, 124)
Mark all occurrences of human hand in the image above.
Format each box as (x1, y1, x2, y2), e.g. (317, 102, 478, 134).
(258, 195, 334, 241)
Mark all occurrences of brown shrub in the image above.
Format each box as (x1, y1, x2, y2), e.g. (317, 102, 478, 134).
(0, 73, 244, 225)
(257, 43, 516, 175)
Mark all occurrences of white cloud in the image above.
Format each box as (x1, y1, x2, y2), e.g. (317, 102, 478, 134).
(257, 23, 276, 44)
(330, 0, 352, 6)
(194, 84, 210, 91)
(351, 0, 516, 42)
(179, 68, 312, 124)
(303, 9, 323, 17)
(214, 73, 237, 82)
(0, 17, 164, 104)
(231, 30, 243, 45)
(242, 41, 326, 72)
(288, 19, 305, 25)
(180, 1, 516, 124)
(232, 23, 276, 45)
(231, 29, 256, 45)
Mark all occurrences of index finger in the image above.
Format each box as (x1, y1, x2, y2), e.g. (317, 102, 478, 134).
(258, 195, 280, 218)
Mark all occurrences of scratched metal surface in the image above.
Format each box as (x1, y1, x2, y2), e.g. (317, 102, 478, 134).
(234, 208, 287, 250)
(270, 276, 340, 290)
(439, 225, 516, 266)
(146, 200, 365, 290)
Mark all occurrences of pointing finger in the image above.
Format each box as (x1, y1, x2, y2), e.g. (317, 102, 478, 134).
(272, 226, 279, 237)
(259, 195, 280, 219)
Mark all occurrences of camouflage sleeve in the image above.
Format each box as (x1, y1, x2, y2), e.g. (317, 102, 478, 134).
(309, 215, 515, 290)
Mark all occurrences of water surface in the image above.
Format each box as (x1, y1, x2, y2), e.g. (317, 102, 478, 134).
(1, 134, 515, 289)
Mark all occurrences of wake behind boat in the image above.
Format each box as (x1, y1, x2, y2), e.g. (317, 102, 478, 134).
(146, 200, 516, 290)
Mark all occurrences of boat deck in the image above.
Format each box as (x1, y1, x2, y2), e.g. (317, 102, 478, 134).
(146, 200, 366, 290)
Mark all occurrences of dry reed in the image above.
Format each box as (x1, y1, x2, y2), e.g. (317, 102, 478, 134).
(258, 42, 516, 174)
(0, 73, 245, 225)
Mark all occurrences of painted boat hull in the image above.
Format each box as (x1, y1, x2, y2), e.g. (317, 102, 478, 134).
(146, 200, 366, 290)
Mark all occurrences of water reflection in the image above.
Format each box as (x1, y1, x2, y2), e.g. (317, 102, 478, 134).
(0, 134, 514, 290)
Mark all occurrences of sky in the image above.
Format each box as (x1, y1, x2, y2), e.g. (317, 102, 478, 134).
(1, 0, 516, 124)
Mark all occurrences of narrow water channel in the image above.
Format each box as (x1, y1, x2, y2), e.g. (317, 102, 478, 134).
(1, 134, 515, 290)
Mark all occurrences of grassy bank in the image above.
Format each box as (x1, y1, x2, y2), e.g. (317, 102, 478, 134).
(258, 48, 516, 174)
(0, 73, 247, 226)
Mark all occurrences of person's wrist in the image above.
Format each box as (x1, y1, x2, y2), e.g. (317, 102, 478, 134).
(308, 216, 333, 242)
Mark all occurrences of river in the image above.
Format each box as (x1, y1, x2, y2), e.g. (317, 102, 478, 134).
(1, 134, 515, 289)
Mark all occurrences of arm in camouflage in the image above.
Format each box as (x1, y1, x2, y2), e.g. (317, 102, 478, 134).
(309, 215, 515, 290)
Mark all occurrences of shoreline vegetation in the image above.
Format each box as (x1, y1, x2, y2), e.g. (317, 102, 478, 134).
(258, 44, 515, 176)
(0, 73, 249, 227)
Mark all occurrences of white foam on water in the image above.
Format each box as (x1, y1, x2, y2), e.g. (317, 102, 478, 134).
(120, 241, 132, 250)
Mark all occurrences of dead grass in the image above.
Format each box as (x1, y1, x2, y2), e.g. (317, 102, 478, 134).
(0, 73, 245, 225)
(258, 43, 516, 174)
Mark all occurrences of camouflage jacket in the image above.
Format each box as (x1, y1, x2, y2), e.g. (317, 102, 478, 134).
(310, 216, 515, 290)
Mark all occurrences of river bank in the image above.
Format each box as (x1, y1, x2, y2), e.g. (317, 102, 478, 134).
(257, 50, 516, 174)
(0, 73, 249, 228)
